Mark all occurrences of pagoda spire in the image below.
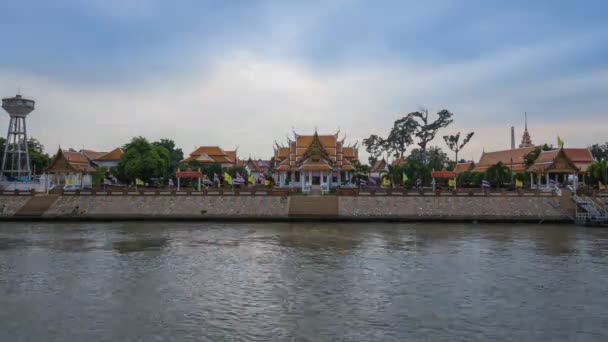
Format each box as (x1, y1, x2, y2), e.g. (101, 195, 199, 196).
(519, 112, 533, 148)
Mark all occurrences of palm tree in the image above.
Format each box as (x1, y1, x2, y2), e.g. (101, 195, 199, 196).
(443, 132, 474, 163)
(486, 162, 510, 188)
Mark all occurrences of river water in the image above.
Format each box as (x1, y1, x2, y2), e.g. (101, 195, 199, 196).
(1, 222, 607, 341)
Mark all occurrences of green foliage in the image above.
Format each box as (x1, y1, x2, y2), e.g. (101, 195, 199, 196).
(485, 162, 511, 188)
(91, 167, 110, 187)
(398, 159, 432, 187)
(407, 146, 450, 171)
(590, 142, 608, 161)
(443, 131, 474, 163)
(0, 137, 51, 175)
(409, 108, 454, 153)
(362, 134, 384, 165)
(524, 144, 554, 169)
(152, 139, 184, 180)
(588, 161, 607, 186)
(385, 116, 417, 158)
(117, 136, 170, 183)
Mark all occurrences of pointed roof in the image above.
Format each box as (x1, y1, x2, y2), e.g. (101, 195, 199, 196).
(519, 112, 533, 148)
(528, 148, 580, 173)
(81, 149, 106, 161)
(297, 131, 334, 167)
(370, 159, 387, 173)
(454, 161, 474, 174)
(94, 148, 124, 162)
(46, 148, 96, 173)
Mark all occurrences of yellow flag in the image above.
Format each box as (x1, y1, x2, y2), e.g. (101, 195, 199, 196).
(264, 179, 271, 187)
(402, 173, 408, 185)
(248, 175, 255, 184)
(448, 179, 455, 187)
(600, 181, 606, 191)
(382, 177, 391, 187)
(223, 172, 232, 185)
(135, 178, 144, 186)
(515, 179, 524, 188)
(65, 178, 73, 185)
(557, 136, 565, 148)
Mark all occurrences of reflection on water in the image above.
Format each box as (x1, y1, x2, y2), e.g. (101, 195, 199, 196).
(0, 222, 607, 341)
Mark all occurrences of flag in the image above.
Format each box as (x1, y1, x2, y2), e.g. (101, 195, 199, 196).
(135, 178, 144, 186)
(66, 178, 73, 186)
(213, 173, 220, 184)
(402, 172, 408, 185)
(233, 172, 245, 185)
(257, 173, 265, 184)
(448, 179, 455, 187)
(368, 176, 376, 185)
(382, 176, 391, 187)
(264, 179, 271, 187)
(481, 180, 491, 188)
(557, 136, 565, 148)
(549, 179, 556, 187)
(223, 172, 232, 185)
(248, 174, 256, 185)
(599, 181, 606, 191)
(515, 179, 523, 188)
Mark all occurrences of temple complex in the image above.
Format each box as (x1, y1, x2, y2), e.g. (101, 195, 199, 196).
(273, 130, 359, 190)
(182, 146, 237, 169)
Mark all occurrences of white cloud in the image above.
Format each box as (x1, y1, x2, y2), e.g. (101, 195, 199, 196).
(1, 37, 606, 164)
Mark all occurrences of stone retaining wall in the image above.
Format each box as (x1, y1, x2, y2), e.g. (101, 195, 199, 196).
(0, 194, 572, 222)
(339, 196, 567, 220)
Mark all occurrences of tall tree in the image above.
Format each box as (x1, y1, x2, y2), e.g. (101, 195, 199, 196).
(118, 136, 170, 182)
(152, 139, 184, 179)
(443, 132, 475, 163)
(486, 162, 510, 188)
(590, 142, 608, 161)
(409, 108, 454, 155)
(385, 116, 417, 159)
(407, 146, 451, 171)
(362, 134, 385, 165)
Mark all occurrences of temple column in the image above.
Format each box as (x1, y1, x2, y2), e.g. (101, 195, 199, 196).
(309, 171, 312, 186)
(546, 173, 550, 188)
(530, 173, 534, 189)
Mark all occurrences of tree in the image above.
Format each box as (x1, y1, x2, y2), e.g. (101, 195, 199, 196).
(153, 139, 184, 180)
(117, 136, 170, 183)
(407, 146, 451, 171)
(0, 136, 51, 175)
(443, 132, 474, 163)
(590, 142, 608, 161)
(588, 161, 607, 186)
(362, 134, 385, 165)
(409, 108, 454, 155)
(486, 162, 511, 188)
(524, 144, 554, 169)
(385, 116, 417, 159)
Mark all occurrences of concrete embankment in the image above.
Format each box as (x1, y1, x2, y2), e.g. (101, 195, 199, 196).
(0, 193, 573, 223)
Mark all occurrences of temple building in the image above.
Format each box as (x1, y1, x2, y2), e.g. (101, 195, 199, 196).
(182, 146, 237, 168)
(273, 130, 359, 190)
(528, 148, 594, 188)
(472, 146, 536, 173)
(454, 161, 475, 174)
(46, 148, 96, 188)
(92, 148, 124, 168)
(369, 159, 388, 179)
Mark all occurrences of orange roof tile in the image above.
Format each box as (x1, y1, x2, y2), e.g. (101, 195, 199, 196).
(190, 146, 226, 156)
(472, 146, 536, 173)
(528, 149, 580, 173)
(81, 149, 106, 161)
(225, 150, 237, 163)
(370, 159, 387, 173)
(94, 148, 123, 161)
(454, 162, 474, 174)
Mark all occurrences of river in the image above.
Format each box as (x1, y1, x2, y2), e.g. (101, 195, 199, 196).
(1, 222, 607, 341)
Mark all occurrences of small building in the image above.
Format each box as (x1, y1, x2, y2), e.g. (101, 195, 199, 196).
(369, 159, 387, 179)
(46, 148, 96, 189)
(182, 146, 237, 169)
(453, 161, 475, 174)
(273, 130, 359, 190)
(527, 148, 594, 188)
(92, 148, 124, 168)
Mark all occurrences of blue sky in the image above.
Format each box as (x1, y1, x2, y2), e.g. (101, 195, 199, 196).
(1, 0, 607, 162)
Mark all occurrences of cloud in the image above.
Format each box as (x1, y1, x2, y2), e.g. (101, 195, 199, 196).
(1, 29, 606, 164)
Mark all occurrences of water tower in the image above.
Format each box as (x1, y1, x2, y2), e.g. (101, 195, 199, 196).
(1, 94, 35, 181)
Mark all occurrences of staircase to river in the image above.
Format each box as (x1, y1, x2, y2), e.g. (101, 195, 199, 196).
(14, 195, 58, 217)
(573, 195, 608, 226)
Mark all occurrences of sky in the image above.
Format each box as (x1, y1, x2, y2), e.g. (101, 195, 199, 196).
(0, 0, 607, 164)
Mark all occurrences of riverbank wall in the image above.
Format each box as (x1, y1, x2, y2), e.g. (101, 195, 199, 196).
(0, 190, 576, 223)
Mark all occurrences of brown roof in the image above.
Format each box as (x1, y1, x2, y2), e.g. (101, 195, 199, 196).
(370, 159, 387, 173)
(81, 149, 106, 161)
(528, 149, 580, 173)
(225, 150, 237, 163)
(391, 158, 407, 167)
(94, 148, 123, 161)
(343, 147, 355, 158)
(454, 162, 474, 174)
(472, 146, 536, 173)
(47, 149, 96, 173)
(184, 146, 235, 164)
